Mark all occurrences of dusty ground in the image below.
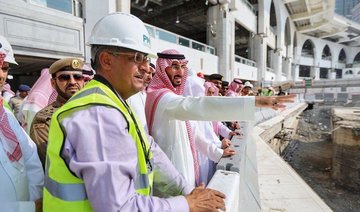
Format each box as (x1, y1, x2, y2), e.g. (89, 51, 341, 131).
(283, 105, 360, 212)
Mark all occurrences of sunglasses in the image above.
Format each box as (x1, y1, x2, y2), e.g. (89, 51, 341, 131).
(109, 51, 149, 64)
(55, 74, 84, 82)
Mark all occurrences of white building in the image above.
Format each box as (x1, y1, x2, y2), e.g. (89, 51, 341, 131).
(1, 0, 360, 87)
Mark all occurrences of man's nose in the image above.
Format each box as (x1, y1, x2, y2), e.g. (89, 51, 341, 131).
(68, 76, 77, 84)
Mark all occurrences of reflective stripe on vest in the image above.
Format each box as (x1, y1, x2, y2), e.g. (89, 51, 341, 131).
(44, 80, 153, 211)
(44, 157, 87, 201)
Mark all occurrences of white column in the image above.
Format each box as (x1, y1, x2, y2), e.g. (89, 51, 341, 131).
(117, 0, 131, 13)
(312, 67, 320, 80)
(273, 51, 282, 81)
(294, 64, 299, 81)
(286, 57, 292, 79)
(254, 35, 266, 84)
(207, 5, 235, 81)
(83, 0, 118, 63)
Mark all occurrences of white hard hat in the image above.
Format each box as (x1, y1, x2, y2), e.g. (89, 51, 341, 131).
(244, 81, 253, 88)
(0, 35, 18, 65)
(87, 12, 156, 58)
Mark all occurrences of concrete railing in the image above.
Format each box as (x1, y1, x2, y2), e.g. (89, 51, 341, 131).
(207, 122, 261, 211)
(293, 78, 360, 87)
(206, 98, 304, 211)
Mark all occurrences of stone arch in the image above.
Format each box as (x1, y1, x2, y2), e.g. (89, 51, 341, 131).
(284, 17, 292, 46)
(284, 17, 292, 58)
(353, 51, 360, 64)
(269, 1, 277, 28)
(345, 70, 353, 75)
(301, 39, 315, 58)
(338, 48, 346, 63)
(321, 45, 332, 61)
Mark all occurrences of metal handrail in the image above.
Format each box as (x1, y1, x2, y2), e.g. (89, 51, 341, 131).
(266, 67, 275, 73)
(241, 0, 256, 14)
(234, 55, 256, 67)
(145, 23, 216, 55)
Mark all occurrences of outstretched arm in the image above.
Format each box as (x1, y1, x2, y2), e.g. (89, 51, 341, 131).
(255, 94, 296, 110)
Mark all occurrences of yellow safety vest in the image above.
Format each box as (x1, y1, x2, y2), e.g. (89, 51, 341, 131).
(3, 99, 12, 112)
(262, 89, 273, 96)
(43, 79, 153, 212)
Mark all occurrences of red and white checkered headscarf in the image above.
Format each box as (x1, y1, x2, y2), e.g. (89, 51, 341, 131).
(145, 49, 189, 132)
(204, 82, 219, 96)
(24, 68, 56, 108)
(0, 52, 5, 67)
(0, 52, 23, 162)
(226, 79, 243, 96)
(145, 49, 200, 185)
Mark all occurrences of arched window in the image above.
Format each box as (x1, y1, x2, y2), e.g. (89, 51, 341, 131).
(270, 1, 277, 28)
(345, 70, 353, 75)
(354, 52, 360, 64)
(301, 40, 314, 58)
(321, 45, 331, 61)
(338, 49, 346, 64)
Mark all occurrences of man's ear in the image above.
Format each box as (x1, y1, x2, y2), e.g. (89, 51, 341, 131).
(50, 78, 56, 89)
(99, 51, 112, 71)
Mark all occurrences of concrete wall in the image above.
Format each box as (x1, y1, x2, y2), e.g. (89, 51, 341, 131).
(233, 61, 258, 81)
(295, 33, 360, 80)
(0, 0, 84, 59)
(332, 108, 360, 191)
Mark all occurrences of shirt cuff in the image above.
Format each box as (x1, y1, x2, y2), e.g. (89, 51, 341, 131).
(167, 196, 189, 212)
(215, 149, 223, 162)
(182, 184, 195, 195)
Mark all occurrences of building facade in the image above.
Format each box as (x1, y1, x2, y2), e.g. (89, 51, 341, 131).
(1, 0, 360, 89)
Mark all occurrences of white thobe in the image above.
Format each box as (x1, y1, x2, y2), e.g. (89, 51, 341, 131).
(191, 120, 223, 184)
(127, 91, 149, 133)
(0, 107, 44, 211)
(150, 92, 255, 185)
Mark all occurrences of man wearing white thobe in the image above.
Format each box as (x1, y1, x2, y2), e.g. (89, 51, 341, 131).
(145, 49, 294, 186)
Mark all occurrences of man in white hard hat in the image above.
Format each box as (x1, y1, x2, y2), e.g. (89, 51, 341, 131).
(0, 35, 43, 211)
(240, 81, 254, 96)
(44, 13, 225, 212)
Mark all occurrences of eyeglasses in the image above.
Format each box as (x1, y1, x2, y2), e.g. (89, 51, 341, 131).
(109, 51, 149, 64)
(55, 74, 84, 82)
(1, 66, 10, 73)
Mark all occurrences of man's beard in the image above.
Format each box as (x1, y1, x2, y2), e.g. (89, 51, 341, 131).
(54, 83, 77, 100)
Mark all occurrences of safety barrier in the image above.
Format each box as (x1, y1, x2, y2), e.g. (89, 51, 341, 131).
(207, 99, 304, 211)
(352, 94, 360, 103)
(208, 123, 261, 211)
(304, 93, 315, 102)
(207, 170, 240, 211)
(323, 93, 335, 104)
(337, 93, 349, 104)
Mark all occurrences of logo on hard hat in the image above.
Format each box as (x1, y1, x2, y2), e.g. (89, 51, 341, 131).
(71, 59, 81, 69)
(0, 43, 2, 48)
(143, 35, 151, 47)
